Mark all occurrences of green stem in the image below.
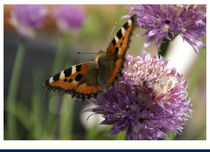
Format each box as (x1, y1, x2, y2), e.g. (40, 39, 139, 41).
(30, 70, 44, 139)
(44, 34, 75, 139)
(116, 130, 126, 140)
(167, 131, 175, 140)
(158, 33, 176, 58)
(6, 39, 26, 139)
(158, 38, 170, 58)
(51, 34, 71, 74)
(188, 49, 206, 96)
(59, 95, 74, 139)
(159, 35, 175, 139)
(85, 123, 100, 140)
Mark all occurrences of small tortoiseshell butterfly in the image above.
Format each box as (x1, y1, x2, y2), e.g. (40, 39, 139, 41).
(43, 14, 136, 100)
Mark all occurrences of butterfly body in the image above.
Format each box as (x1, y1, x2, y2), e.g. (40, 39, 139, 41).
(43, 14, 136, 100)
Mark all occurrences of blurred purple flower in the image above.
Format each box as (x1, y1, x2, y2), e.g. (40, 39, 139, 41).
(128, 5, 206, 53)
(10, 5, 47, 38)
(90, 51, 192, 140)
(54, 5, 85, 33)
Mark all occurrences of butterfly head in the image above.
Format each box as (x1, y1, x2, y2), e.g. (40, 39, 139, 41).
(95, 49, 106, 64)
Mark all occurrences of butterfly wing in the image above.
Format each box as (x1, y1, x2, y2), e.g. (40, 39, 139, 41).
(43, 62, 103, 100)
(105, 14, 136, 85)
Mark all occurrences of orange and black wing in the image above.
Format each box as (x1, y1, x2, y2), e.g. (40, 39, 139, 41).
(43, 62, 103, 100)
(106, 14, 136, 84)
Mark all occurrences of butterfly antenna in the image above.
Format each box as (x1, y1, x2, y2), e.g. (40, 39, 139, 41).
(77, 51, 98, 55)
(102, 21, 117, 51)
(77, 51, 98, 63)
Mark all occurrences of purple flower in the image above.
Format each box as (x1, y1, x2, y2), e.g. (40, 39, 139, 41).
(54, 5, 85, 33)
(10, 5, 47, 38)
(128, 5, 206, 53)
(90, 51, 192, 140)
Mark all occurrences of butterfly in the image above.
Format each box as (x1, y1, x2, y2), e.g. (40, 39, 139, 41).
(43, 14, 136, 100)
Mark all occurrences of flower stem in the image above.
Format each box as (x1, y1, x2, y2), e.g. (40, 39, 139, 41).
(158, 38, 170, 57)
(6, 38, 26, 139)
(188, 49, 206, 96)
(59, 95, 74, 139)
(30, 70, 45, 139)
(51, 34, 71, 74)
(44, 34, 74, 139)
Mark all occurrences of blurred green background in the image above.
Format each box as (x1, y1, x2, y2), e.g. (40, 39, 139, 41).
(4, 5, 206, 140)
